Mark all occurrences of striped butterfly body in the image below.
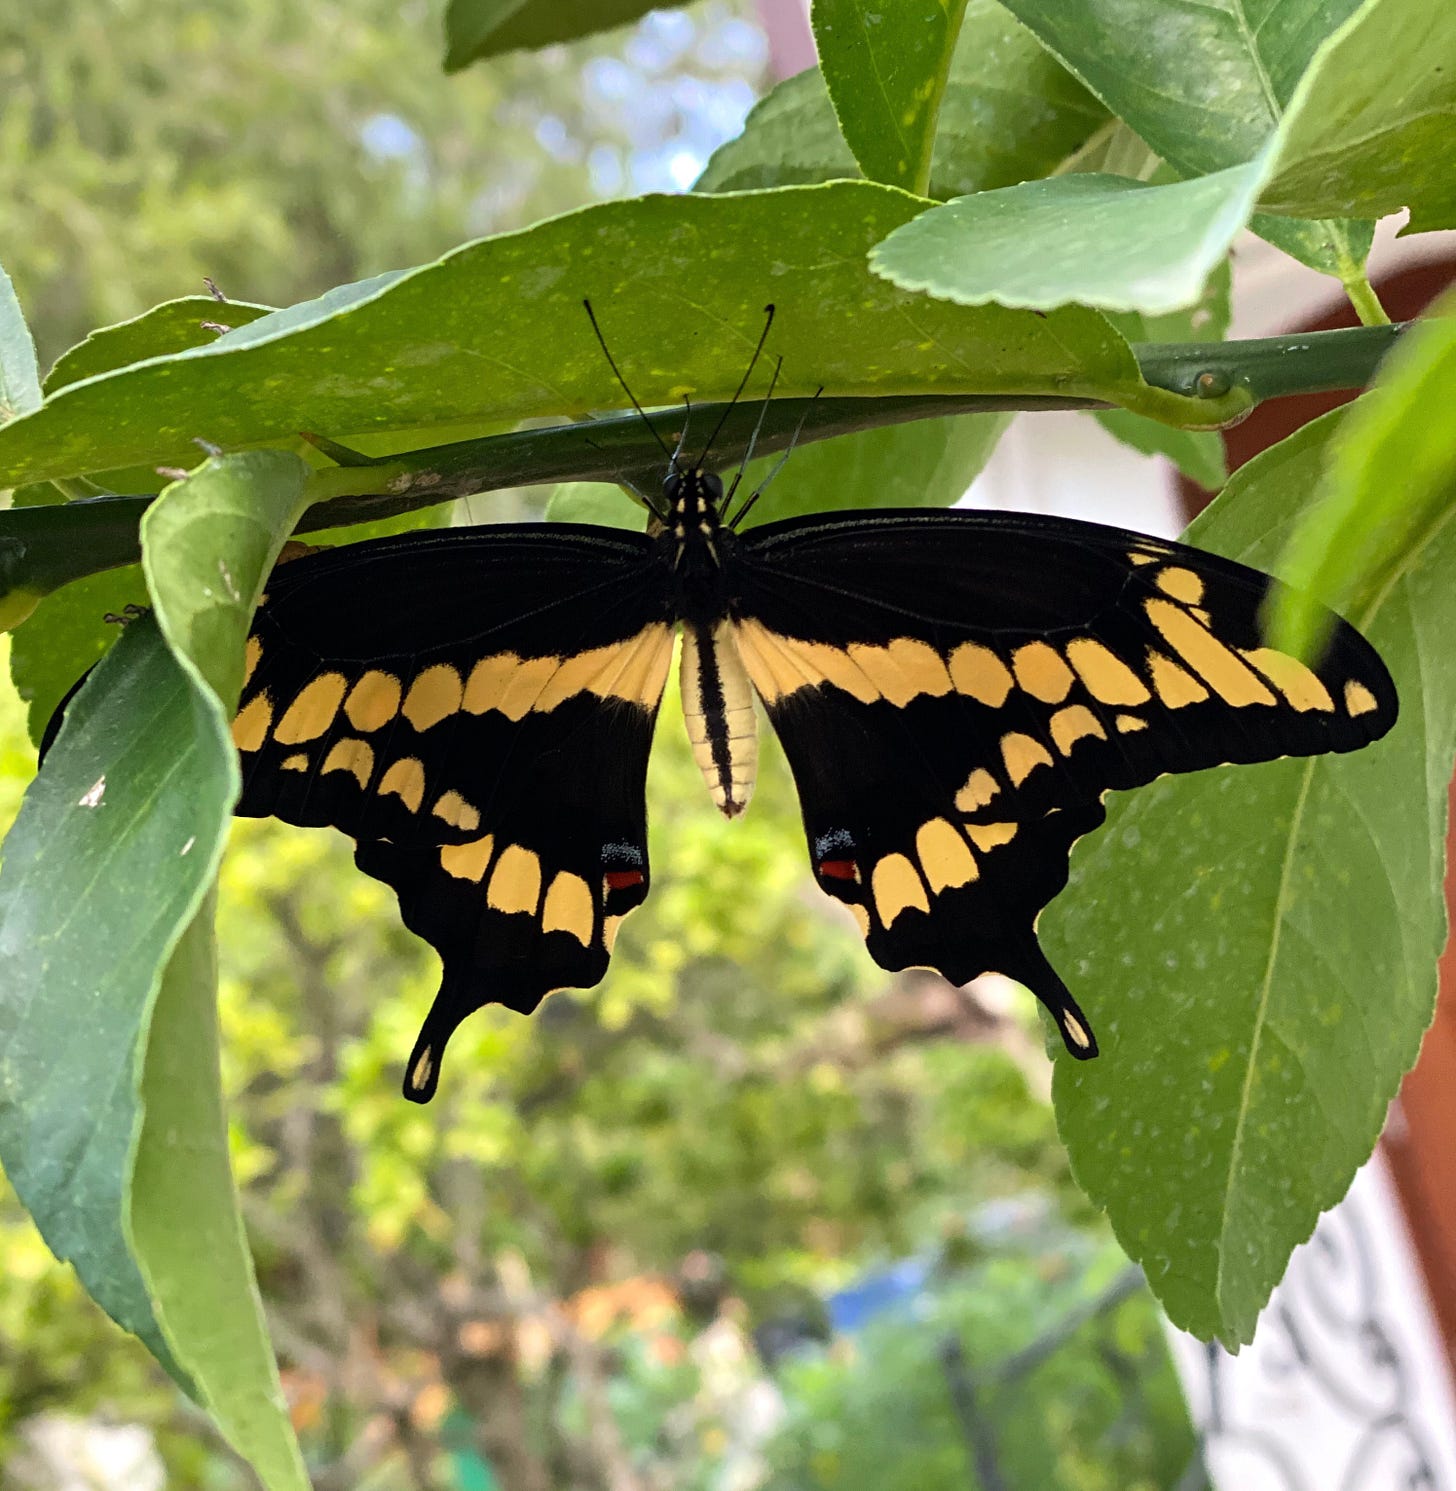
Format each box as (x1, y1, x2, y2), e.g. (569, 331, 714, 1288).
(229, 463, 1397, 1101)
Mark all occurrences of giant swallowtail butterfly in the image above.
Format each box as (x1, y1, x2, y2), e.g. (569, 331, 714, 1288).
(50, 314, 1398, 1102)
(223, 414, 1396, 1103)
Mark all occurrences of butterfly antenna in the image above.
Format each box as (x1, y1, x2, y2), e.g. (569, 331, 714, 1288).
(671, 397, 693, 467)
(696, 303, 776, 469)
(582, 299, 675, 466)
(722, 354, 783, 511)
(728, 384, 822, 529)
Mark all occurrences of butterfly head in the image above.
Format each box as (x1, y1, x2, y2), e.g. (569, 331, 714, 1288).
(663, 465, 725, 524)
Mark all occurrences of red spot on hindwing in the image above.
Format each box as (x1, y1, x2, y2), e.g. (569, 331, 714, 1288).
(817, 858, 858, 882)
(605, 869, 645, 890)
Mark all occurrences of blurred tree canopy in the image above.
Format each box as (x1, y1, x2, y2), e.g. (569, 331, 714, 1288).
(0, 0, 763, 366)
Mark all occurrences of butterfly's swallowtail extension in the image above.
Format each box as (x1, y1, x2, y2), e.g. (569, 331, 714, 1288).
(213, 456, 1397, 1101)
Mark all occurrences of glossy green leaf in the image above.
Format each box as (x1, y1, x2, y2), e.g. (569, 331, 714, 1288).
(443, 0, 659, 70)
(0, 618, 219, 1379)
(11, 565, 146, 746)
(698, 5, 1105, 198)
(996, 0, 1375, 278)
(738, 410, 1009, 526)
(1095, 260, 1231, 489)
(544, 481, 646, 530)
(0, 259, 42, 424)
(0, 452, 309, 1475)
(46, 297, 275, 393)
(812, 0, 970, 192)
(131, 890, 308, 1491)
(0, 184, 1141, 490)
(1044, 412, 1449, 1342)
(870, 166, 1266, 315)
(1262, 0, 1456, 232)
(141, 450, 312, 704)
(544, 412, 1010, 532)
(695, 69, 861, 194)
(1271, 299, 1456, 661)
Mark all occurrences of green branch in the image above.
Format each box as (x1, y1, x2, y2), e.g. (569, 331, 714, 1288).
(0, 325, 1406, 627)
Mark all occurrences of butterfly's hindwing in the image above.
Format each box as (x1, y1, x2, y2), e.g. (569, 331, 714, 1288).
(231, 526, 672, 1099)
(733, 509, 1397, 1056)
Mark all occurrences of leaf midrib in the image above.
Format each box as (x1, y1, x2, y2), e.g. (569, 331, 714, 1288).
(1212, 486, 1456, 1315)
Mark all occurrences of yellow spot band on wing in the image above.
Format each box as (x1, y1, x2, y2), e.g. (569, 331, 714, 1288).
(232, 694, 272, 752)
(440, 834, 495, 882)
(1012, 641, 1074, 703)
(967, 822, 1017, 852)
(1155, 566, 1205, 605)
(281, 753, 309, 771)
(488, 844, 542, 915)
(1345, 680, 1379, 716)
(345, 670, 402, 732)
(274, 672, 348, 744)
(915, 818, 978, 893)
(1242, 648, 1334, 712)
(378, 757, 426, 813)
(322, 736, 374, 787)
(848, 637, 952, 706)
(542, 871, 595, 945)
(1115, 713, 1148, 733)
(1065, 638, 1150, 706)
(403, 663, 464, 731)
(1049, 705, 1105, 753)
(1146, 599, 1276, 707)
(1146, 649, 1208, 708)
(1001, 732, 1053, 786)
(872, 853, 929, 926)
(432, 789, 480, 831)
(243, 636, 262, 686)
(954, 768, 1000, 812)
(948, 642, 1013, 706)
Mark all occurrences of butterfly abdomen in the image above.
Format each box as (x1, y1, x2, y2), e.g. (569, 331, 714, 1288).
(680, 619, 758, 818)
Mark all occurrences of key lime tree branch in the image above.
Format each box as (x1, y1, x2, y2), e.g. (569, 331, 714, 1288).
(0, 321, 1404, 619)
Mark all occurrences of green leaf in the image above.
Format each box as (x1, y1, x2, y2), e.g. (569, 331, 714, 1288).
(870, 166, 1267, 316)
(737, 411, 1009, 526)
(1095, 260, 1231, 489)
(0, 259, 42, 424)
(1044, 411, 1449, 1342)
(10, 565, 146, 746)
(444, 0, 659, 70)
(1271, 298, 1456, 661)
(544, 481, 648, 530)
(45, 297, 275, 394)
(131, 890, 309, 1491)
(141, 450, 312, 704)
(1261, 0, 1456, 232)
(0, 184, 1140, 490)
(543, 413, 1008, 531)
(0, 617, 222, 1380)
(996, 0, 1375, 278)
(698, 5, 1105, 198)
(812, 0, 970, 193)
(0, 452, 309, 1476)
(696, 69, 862, 194)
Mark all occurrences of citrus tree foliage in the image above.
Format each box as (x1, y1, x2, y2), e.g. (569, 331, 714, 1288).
(0, 0, 1454, 1486)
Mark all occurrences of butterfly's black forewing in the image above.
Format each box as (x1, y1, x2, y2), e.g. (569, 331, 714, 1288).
(233, 526, 673, 1100)
(730, 509, 1398, 1056)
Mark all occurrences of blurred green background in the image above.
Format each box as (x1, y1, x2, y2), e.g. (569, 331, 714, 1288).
(0, 2, 1197, 1485)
